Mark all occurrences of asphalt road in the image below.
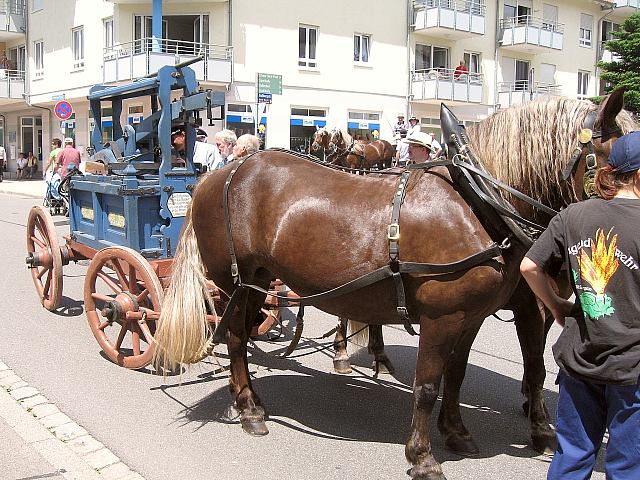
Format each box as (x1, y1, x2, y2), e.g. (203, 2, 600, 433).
(0, 194, 607, 480)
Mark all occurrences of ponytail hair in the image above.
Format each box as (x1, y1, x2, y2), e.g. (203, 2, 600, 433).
(595, 165, 637, 200)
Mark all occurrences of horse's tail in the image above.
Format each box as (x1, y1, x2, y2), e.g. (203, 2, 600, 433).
(348, 320, 369, 348)
(153, 208, 215, 372)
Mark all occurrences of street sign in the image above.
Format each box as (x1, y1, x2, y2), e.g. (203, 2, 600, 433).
(258, 92, 272, 104)
(54, 100, 74, 120)
(258, 73, 282, 95)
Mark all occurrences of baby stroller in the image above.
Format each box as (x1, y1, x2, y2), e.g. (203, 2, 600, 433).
(43, 170, 68, 216)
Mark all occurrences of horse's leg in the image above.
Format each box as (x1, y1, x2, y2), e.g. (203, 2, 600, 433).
(368, 324, 395, 375)
(227, 274, 271, 436)
(511, 282, 557, 455)
(406, 313, 462, 480)
(437, 320, 485, 455)
(332, 317, 352, 374)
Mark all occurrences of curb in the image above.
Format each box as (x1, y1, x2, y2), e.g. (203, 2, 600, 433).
(0, 360, 145, 480)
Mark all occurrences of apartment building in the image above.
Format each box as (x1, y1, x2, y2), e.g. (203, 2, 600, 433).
(0, 0, 637, 173)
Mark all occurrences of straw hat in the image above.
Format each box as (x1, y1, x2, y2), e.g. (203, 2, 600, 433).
(404, 131, 433, 149)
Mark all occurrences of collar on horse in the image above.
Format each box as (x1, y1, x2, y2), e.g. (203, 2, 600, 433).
(562, 109, 621, 198)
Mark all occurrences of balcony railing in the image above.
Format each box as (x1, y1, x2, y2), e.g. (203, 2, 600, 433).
(103, 37, 233, 84)
(0, 0, 25, 35)
(0, 69, 24, 99)
(411, 67, 483, 103)
(412, 0, 486, 37)
(497, 81, 560, 107)
(499, 15, 564, 51)
(614, 0, 640, 14)
(599, 41, 621, 63)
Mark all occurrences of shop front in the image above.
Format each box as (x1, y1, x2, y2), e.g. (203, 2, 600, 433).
(289, 107, 326, 159)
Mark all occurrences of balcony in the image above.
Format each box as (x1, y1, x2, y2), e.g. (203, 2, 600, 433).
(104, 38, 232, 85)
(0, 69, 24, 101)
(0, 0, 25, 41)
(411, 68, 483, 104)
(599, 41, 621, 63)
(613, 0, 640, 15)
(499, 16, 564, 53)
(497, 81, 560, 108)
(412, 0, 486, 39)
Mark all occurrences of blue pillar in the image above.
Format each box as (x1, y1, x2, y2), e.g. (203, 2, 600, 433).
(152, 0, 163, 53)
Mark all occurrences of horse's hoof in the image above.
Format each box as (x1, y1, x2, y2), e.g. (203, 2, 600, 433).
(444, 434, 480, 457)
(532, 432, 557, 457)
(333, 358, 352, 374)
(407, 466, 447, 480)
(372, 358, 395, 375)
(240, 417, 269, 436)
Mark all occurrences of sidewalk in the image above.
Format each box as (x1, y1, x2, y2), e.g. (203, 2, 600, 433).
(0, 361, 145, 480)
(0, 178, 46, 199)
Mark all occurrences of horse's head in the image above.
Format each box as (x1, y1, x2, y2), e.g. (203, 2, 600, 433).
(311, 127, 331, 152)
(564, 88, 634, 201)
(330, 128, 345, 148)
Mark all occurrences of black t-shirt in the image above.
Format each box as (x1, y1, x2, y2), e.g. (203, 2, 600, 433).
(526, 197, 640, 385)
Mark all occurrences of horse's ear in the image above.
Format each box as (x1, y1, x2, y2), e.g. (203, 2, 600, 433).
(596, 87, 625, 130)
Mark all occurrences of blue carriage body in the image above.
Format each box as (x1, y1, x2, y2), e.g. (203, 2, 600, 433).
(67, 62, 224, 259)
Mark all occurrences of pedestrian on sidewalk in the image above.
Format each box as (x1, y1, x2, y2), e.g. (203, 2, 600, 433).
(58, 138, 81, 178)
(26, 151, 37, 179)
(520, 131, 640, 480)
(16, 152, 26, 180)
(45, 138, 62, 180)
(0, 143, 5, 182)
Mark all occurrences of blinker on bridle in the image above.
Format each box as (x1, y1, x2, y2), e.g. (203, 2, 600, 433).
(562, 109, 620, 199)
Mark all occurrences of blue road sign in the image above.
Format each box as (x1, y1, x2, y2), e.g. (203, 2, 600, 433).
(54, 100, 74, 120)
(258, 92, 272, 104)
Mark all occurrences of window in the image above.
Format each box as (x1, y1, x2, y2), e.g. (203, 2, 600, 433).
(104, 18, 114, 51)
(542, 4, 557, 31)
(515, 59, 530, 91)
(34, 40, 43, 75)
(504, 1, 531, 25)
(579, 14, 593, 47)
(415, 43, 449, 71)
(291, 107, 325, 117)
(72, 27, 84, 68)
(354, 33, 370, 63)
(577, 71, 590, 99)
(463, 52, 480, 74)
(298, 24, 317, 68)
(227, 104, 253, 113)
(32, 0, 43, 12)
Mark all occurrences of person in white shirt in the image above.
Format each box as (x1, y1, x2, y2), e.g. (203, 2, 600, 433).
(0, 144, 5, 182)
(407, 116, 421, 136)
(211, 129, 237, 170)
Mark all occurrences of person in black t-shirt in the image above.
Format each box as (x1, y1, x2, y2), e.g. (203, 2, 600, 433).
(521, 131, 640, 480)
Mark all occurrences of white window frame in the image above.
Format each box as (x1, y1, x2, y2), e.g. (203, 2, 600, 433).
(72, 26, 84, 69)
(354, 33, 371, 64)
(34, 40, 44, 77)
(298, 24, 318, 69)
(577, 70, 590, 99)
(104, 18, 114, 51)
(579, 14, 593, 48)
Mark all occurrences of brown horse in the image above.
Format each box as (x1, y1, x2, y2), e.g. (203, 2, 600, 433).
(310, 127, 336, 162)
(330, 128, 394, 170)
(154, 90, 635, 480)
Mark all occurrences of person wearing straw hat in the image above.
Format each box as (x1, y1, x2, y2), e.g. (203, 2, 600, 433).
(407, 115, 421, 136)
(403, 130, 433, 164)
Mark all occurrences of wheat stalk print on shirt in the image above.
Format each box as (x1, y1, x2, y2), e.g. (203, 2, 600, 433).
(570, 227, 639, 319)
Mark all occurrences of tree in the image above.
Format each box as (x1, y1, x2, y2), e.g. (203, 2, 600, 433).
(596, 13, 640, 113)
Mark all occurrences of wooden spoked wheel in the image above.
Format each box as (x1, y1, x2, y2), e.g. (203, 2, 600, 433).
(26, 205, 63, 311)
(84, 246, 163, 369)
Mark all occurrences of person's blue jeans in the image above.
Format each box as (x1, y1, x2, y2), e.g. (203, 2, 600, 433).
(547, 370, 640, 480)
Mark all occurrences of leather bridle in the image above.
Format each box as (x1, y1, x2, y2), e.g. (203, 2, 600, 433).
(562, 109, 621, 199)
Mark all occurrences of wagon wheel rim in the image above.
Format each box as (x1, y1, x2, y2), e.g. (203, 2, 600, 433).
(26, 205, 63, 311)
(84, 246, 163, 370)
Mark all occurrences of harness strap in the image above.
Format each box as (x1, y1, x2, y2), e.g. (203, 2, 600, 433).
(223, 157, 250, 285)
(212, 285, 247, 344)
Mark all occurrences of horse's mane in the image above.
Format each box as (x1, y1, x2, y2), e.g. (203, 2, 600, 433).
(467, 96, 638, 205)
